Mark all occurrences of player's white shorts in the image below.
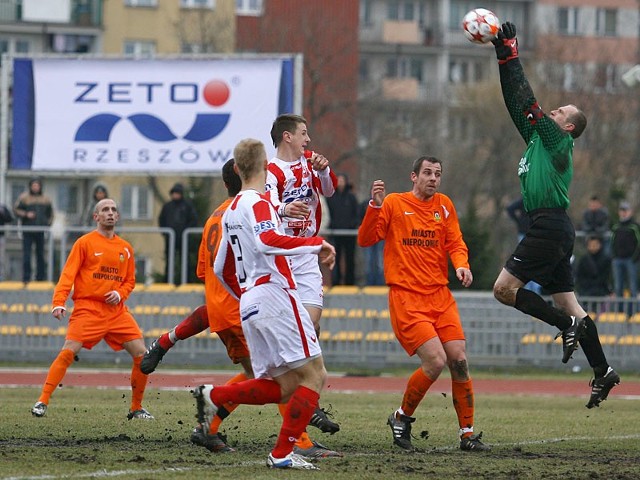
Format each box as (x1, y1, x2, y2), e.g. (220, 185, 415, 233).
(290, 253, 324, 308)
(239, 283, 322, 379)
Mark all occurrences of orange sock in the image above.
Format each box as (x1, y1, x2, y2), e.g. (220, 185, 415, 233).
(278, 403, 314, 448)
(208, 372, 247, 434)
(130, 356, 149, 411)
(401, 368, 434, 417)
(452, 378, 474, 438)
(38, 349, 75, 405)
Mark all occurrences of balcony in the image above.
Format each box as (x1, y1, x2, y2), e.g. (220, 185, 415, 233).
(0, 0, 102, 27)
(382, 20, 421, 44)
(381, 77, 419, 101)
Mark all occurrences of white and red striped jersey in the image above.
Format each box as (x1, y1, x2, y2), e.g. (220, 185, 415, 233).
(214, 189, 324, 298)
(265, 156, 337, 238)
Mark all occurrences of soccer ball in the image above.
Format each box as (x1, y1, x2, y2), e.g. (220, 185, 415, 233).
(462, 8, 500, 44)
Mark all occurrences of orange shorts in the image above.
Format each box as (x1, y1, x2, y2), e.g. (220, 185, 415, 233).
(388, 286, 465, 356)
(66, 300, 142, 351)
(216, 325, 250, 364)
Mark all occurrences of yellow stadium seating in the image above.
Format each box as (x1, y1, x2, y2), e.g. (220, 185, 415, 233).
(0, 281, 25, 290)
(598, 334, 618, 345)
(328, 286, 361, 295)
(365, 331, 395, 342)
(361, 286, 389, 295)
(597, 312, 628, 323)
(25, 281, 55, 291)
(0, 325, 23, 335)
(628, 313, 640, 324)
(176, 283, 205, 293)
(145, 283, 176, 293)
(331, 331, 364, 341)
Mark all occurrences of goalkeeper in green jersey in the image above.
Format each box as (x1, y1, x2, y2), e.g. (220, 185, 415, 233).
(490, 21, 619, 409)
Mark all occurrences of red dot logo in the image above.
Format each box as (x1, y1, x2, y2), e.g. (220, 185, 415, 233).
(203, 80, 230, 107)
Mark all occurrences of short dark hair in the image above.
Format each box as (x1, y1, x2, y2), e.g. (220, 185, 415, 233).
(222, 158, 241, 197)
(270, 114, 307, 148)
(412, 156, 442, 175)
(568, 107, 587, 139)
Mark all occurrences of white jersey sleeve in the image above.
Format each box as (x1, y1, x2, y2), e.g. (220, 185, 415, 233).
(217, 189, 324, 293)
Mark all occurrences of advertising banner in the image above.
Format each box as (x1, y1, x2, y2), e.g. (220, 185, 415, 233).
(12, 57, 295, 173)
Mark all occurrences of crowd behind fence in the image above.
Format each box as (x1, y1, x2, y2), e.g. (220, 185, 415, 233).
(1, 286, 639, 371)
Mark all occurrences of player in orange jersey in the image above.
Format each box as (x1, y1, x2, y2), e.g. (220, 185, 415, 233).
(358, 156, 490, 452)
(141, 159, 340, 454)
(31, 199, 152, 420)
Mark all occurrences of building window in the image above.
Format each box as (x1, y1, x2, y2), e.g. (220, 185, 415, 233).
(121, 184, 151, 220)
(449, 1, 476, 29)
(236, 0, 262, 15)
(123, 40, 156, 57)
(181, 0, 215, 8)
(387, 57, 423, 81)
(596, 8, 616, 37)
(360, 0, 372, 26)
(594, 64, 616, 91)
(387, 1, 415, 21)
(558, 7, 579, 35)
(124, 0, 158, 6)
(56, 182, 80, 217)
(15, 40, 29, 53)
(359, 58, 369, 81)
(449, 60, 469, 84)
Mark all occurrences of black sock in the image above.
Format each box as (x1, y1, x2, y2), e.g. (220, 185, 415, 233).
(216, 405, 231, 421)
(579, 316, 608, 372)
(514, 288, 572, 330)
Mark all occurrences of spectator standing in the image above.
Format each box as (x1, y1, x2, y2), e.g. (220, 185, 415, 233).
(574, 235, 612, 297)
(158, 182, 198, 284)
(582, 195, 610, 252)
(505, 197, 542, 294)
(82, 183, 109, 226)
(325, 173, 360, 285)
(359, 199, 385, 286)
(0, 202, 13, 280)
(31, 198, 152, 420)
(610, 201, 640, 300)
(14, 177, 53, 283)
(358, 156, 490, 453)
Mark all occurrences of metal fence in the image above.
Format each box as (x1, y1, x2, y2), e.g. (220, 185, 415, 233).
(1, 287, 639, 371)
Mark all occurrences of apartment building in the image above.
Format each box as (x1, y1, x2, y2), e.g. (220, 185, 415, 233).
(0, 0, 236, 282)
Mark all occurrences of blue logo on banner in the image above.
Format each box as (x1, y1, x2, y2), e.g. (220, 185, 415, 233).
(73, 79, 232, 143)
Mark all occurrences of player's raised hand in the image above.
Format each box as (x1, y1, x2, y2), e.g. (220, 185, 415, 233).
(370, 180, 386, 207)
(491, 22, 518, 64)
(309, 152, 329, 171)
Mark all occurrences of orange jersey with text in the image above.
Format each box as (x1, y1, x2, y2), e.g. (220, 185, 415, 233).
(358, 192, 469, 293)
(52, 231, 135, 307)
(197, 198, 240, 332)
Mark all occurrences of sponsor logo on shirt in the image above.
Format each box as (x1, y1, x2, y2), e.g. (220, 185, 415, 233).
(254, 220, 277, 234)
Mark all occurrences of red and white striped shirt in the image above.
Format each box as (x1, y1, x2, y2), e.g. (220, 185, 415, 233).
(265, 156, 337, 238)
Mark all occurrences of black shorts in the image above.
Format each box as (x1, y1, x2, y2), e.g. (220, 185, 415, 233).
(504, 209, 575, 294)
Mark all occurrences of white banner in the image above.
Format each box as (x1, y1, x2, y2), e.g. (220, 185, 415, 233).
(30, 59, 283, 172)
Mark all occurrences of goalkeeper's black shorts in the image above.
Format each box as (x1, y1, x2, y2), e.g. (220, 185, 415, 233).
(505, 208, 575, 294)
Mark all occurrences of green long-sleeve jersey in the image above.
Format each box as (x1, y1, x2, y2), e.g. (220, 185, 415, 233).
(499, 59, 574, 212)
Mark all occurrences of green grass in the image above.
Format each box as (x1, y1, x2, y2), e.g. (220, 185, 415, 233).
(1, 387, 639, 479)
